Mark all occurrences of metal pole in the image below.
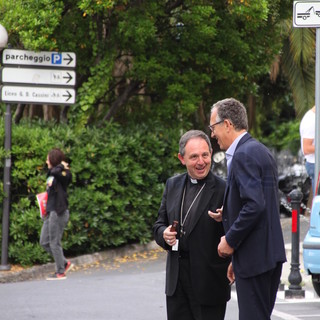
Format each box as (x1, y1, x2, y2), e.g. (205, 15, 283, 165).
(0, 103, 11, 270)
(285, 189, 305, 298)
(314, 29, 320, 196)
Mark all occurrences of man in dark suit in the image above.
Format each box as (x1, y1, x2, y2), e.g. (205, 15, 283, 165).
(153, 130, 231, 320)
(209, 98, 286, 320)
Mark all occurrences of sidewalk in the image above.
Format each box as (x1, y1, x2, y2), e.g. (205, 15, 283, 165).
(0, 241, 159, 283)
(277, 239, 320, 302)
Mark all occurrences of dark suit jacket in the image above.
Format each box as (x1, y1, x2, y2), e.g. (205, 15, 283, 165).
(223, 133, 286, 279)
(153, 171, 230, 306)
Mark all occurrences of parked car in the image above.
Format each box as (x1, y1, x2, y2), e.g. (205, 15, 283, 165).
(303, 195, 320, 297)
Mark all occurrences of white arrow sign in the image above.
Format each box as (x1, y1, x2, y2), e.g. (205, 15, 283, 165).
(2, 49, 76, 68)
(1, 67, 76, 86)
(293, 1, 320, 27)
(0, 85, 76, 105)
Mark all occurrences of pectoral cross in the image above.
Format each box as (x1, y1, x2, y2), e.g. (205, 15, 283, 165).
(180, 227, 186, 238)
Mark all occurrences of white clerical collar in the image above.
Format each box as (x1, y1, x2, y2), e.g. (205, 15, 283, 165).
(190, 178, 198, 184)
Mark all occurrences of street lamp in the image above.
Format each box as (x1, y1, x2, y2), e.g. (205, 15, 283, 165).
(0, 23, 11, 271)
(0, 24, 8, 49)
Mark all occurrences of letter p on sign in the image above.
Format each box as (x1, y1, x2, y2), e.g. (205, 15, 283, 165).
(52, 53, 62, 65)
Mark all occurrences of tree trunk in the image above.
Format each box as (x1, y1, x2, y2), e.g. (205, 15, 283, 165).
(247, 95, 256, 131)
(14, 104, 26, 124)
(43, 104, 49, 121)
(28, 104, 36, 119)
(102, 80, 140, 122)
(197, 101, 207, 128)
(60, 106, 69, 123)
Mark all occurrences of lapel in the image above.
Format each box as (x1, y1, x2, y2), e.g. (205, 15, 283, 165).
(188, 171, 216, 235)
(172, 173, 188, 223)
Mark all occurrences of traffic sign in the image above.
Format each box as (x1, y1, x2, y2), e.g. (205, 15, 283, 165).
(0, 49, 77, 105)
(293, 1, 320, 27)
(2, 49, 76, 68)
(0, 85, 76, 105)
(1, 67, 76, 86)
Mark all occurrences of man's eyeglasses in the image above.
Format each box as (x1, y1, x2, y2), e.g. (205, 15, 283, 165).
(208, 120, 224, 132)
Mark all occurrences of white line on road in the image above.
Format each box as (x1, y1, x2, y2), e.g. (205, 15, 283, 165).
(272, 310, 302, 320)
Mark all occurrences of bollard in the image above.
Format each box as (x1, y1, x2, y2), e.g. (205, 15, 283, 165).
(285, 189, 305, 298)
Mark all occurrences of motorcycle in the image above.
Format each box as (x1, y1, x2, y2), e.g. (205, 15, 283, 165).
(278, 166, 311, 216)
(277, 150, 311, 216)
(211, 150, 311, 217)
(211, 151, 227, 180)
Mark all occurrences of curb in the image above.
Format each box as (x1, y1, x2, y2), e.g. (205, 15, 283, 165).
(0, 241, 159, 283)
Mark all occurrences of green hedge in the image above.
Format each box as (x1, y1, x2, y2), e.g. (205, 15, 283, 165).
(0, 118, 302, 266)
(0, 120, 181, 266)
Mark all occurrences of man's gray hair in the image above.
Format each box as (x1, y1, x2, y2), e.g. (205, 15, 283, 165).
(179, 130, 212, 156)
(211, 98, 248, 131)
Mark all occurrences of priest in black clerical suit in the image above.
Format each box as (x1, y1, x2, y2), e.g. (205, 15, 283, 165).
(153, 130, 230, 320)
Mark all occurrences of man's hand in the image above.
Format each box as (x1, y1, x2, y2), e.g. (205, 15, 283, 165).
(163, 225, 177, 246)
(208, 206, 223, 222)
(227, 262, 235, 285)
(218, 235, 234, 258)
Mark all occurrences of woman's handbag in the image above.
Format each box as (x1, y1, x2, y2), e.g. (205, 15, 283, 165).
(36, 192, 48, 219)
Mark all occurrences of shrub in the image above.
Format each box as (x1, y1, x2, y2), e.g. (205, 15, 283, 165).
(0, 120, 181, 266)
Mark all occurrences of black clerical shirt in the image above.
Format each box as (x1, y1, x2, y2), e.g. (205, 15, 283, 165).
(179, 175, 207, 252)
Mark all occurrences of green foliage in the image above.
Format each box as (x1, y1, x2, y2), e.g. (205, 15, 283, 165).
(0, 0, 304, 263)
(0, 0, 64, 50)
(1, 0, 291, 130)
(77, 53, 116, 115)
(260, 120, 300, 154)
(0, 121, 181, 266)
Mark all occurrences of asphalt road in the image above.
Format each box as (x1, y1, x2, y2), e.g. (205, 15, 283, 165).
(0, 216, 319, 320)
(0, 248, 168, 320)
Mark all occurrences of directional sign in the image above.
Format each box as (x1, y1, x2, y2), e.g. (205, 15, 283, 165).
(0, 49, 77, 105)
(0, 67, 76, 86)
(2, 49, 76, 68)
(293, 1, 320, 27)
(0, 85, 76, 105)
(1, 67, 76, 86)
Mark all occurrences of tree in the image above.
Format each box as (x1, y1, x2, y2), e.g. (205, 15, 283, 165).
(272, 22, 315, 118)
(0, 0, 290, 132)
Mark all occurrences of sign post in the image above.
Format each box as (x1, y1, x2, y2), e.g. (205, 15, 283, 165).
(0, 102, 11, 271)
(293, 1, 320, 195)
(0, 48, 77, 270)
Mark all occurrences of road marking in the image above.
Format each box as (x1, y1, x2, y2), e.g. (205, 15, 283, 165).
(289, 315, 320, 318)
(273, 309, 302, 319)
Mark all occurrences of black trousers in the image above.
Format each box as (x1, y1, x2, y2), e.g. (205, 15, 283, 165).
(166, 258, 226, 320)
(236, 262, 283, 320)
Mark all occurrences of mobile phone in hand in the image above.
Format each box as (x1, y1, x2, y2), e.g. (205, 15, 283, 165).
(170, 220, 179, 251)
(170, 220, 178, 232)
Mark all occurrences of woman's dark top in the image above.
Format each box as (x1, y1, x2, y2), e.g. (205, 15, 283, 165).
(46, 164, 72, 215)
